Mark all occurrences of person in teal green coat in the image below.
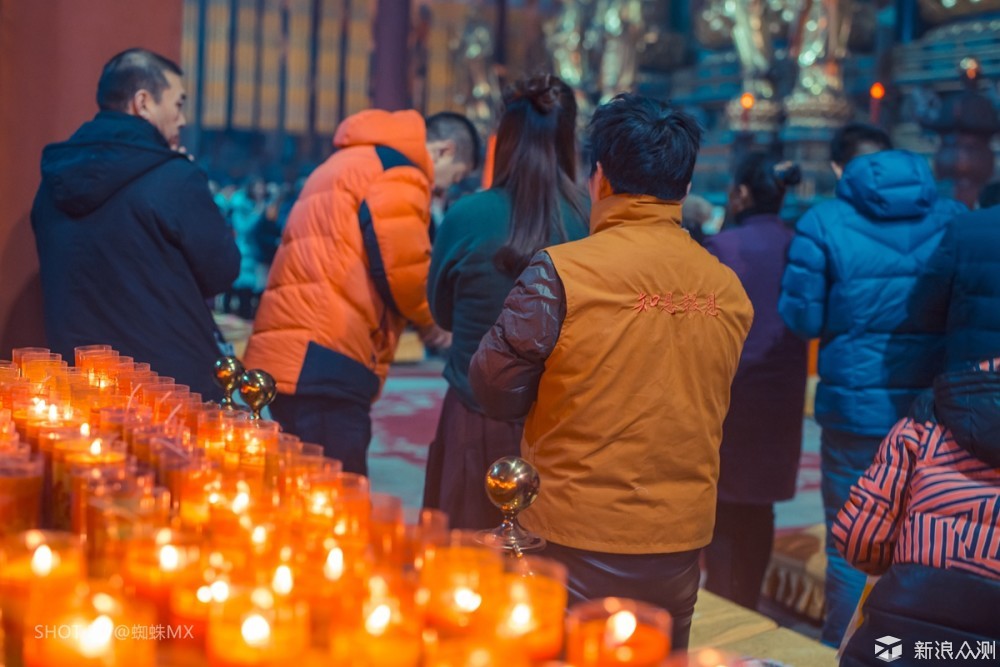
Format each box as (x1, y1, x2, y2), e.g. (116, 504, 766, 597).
(422, 74, 589, 529)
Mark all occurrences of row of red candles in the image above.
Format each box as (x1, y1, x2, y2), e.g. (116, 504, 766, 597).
(0, 345, 676, 667)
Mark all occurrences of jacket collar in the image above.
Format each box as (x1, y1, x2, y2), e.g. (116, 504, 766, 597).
(735, 212, 782, 227)
(590, 194, 683, 234)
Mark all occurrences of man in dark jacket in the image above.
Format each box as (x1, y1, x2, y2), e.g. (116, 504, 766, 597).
(31, 49, 240, 400)
(778, 123, 966, 646)
(913, 200, 1000, 373)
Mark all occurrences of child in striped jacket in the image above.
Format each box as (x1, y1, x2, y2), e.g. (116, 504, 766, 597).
(835, 358, 1000, 665)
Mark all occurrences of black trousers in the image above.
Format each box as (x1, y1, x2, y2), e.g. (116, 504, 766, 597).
(269, 393, 372, 475)
(702, 500, 775, 610)
(541, 541, 701, 651)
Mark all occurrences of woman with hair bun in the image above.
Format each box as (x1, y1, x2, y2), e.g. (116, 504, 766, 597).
(702, 152, 809, 610)
(422, 74, 589, 529)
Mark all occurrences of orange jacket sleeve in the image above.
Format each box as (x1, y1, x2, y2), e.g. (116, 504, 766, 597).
(364, 163, 436, 330)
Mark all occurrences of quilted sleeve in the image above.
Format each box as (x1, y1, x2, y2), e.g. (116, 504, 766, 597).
(469, 251, 565, 421)
(779, 208, 829, 339)
(832, 418, 919, 575)
(364, 165, 436, 329)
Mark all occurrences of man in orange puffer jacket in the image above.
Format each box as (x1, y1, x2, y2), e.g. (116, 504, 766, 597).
(244, 110, 478, 474)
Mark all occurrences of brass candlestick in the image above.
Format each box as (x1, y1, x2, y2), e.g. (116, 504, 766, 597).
(213, 356, 245, 409)
(478, 456, 545, 554)
(238, 369, 277, 420)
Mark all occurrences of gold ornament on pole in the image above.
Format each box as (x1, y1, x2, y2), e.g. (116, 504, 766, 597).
(237, 369, 277, 420)
(478, 456, 545, 554)
(213, 356, 245, 409)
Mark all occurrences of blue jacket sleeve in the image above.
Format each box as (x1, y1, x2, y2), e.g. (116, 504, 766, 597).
(910, 216, 958, 333)
(469, 251, 565, 421)
(779, 208, 829, 339)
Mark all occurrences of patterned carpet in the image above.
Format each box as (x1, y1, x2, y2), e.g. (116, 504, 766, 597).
(368, 360, 824, 533)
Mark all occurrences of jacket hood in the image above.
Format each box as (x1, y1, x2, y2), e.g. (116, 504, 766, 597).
(333, 109, 433, 179)
(934, 358, 1000, 467)
(40, 111, 182, 217)
(836, 150, 938, 221)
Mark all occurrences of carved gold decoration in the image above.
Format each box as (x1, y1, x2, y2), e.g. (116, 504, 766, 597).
(786, 0, 855, 128)
(918, 0, 1000, 25)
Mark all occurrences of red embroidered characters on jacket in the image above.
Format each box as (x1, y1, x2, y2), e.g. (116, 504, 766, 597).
(632, 292, 719, 316)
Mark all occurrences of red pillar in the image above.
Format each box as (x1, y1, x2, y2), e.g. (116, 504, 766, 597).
(0, 0, 183, 353)
(370, 0, 412, 111)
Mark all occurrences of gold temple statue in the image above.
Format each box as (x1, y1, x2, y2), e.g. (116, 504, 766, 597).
(452, 8, 502, 135)
(731, 0, 775, 99)
(595, 0, 648, 104)
(785, 0, 855, 126)
(545, 0, 654, 121)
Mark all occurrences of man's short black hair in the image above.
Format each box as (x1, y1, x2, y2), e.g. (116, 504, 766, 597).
(587, 93, 703, 201)
(830, 123, 892, 167)
(97, 48, 183, 112)
(426, 111, 481, 170)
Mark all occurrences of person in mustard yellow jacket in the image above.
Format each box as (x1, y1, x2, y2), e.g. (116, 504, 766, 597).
(244, 110, 478, 475)
(469, 94, 753, 650)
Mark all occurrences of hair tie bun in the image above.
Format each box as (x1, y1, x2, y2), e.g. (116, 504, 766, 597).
(773, 161, 802, 187)
(507, 74, 561, 115)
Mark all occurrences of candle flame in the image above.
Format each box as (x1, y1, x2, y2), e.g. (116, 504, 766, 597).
(607, 610, 637, 644)
(364, 603, 392, 636)
(271, 565, 293, 595)
(91, 593, 116, 614)
(80, 423, 91, 437)
(159, 545, 180, 572)
(89, 438, 103, 456)
(323, 548, 345, 581)
(240, 614, 271, 648)
(30, 544, 58, 576)
(196, 585, 213, 604)
(209, 580, 230, 603)
(250, 587, 274, 609)
(452, 586, 482, 613)
(231, 491, 250, 514)
(31, 399, 47, 416)
(47, 404, 58, 422)
(250, 526, 268, 546)
(507, 603, 534, 634)
(79, 615, 114, 658)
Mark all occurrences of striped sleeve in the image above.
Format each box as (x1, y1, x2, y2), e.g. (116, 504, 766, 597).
(832, 418, 919, 575)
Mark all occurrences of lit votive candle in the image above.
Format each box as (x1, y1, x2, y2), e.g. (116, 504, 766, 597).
(122, 527, 201, 623)
(0, 453, 45, 535)
(52, 436, 127, 530)
(331, 572, 422, 667)
(23, 581, 155, 667)
(498, 556, 568, 662)
(565, 597, 672, 667)
(420, 536, 505, 639)
(206, 586, 310, 667)
(0, 530, 85, 667)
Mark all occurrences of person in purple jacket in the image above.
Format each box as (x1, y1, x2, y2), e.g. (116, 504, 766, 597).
(702, 153, 809, 610)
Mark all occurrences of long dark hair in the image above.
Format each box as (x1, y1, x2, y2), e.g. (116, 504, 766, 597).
(492, 74, 586, 277)
(733, 152, 802, 216)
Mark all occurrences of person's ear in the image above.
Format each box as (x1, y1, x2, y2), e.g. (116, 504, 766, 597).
(129, 89, 153, 120)
(589, 162, 613, 202)
(432, 139, 456, 161)
(830, 161, 844, 180)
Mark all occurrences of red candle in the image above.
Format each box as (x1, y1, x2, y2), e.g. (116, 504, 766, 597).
(566, 598, 672, 667)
